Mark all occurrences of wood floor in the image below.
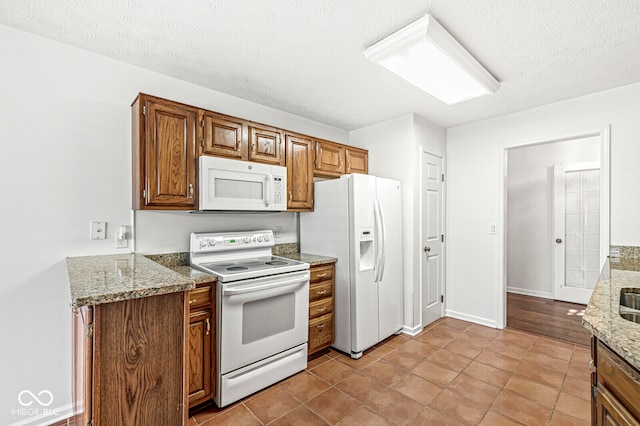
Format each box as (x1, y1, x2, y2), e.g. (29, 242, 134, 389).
(506, 292, 591, 347)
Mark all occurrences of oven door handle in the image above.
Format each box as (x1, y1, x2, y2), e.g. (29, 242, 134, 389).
(222, 276, 307, 296)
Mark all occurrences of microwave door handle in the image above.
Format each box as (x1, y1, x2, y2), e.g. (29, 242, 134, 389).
(265, 175, 272, 207)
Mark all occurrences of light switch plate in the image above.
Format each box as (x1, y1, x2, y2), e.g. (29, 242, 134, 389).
(90, 221, 106, 240)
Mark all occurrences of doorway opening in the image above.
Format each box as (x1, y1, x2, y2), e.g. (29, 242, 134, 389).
(497, 127, 610, 332)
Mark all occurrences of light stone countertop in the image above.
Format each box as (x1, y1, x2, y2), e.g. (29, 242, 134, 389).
(278, 252, 338, 266)
(583, 257, 640, 370)
(67, 253, 197, 308)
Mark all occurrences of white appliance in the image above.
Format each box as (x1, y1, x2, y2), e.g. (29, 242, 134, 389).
(190, 230, 309, 407)
(300, 174, 403, 359)
(199, 156, 287, 211)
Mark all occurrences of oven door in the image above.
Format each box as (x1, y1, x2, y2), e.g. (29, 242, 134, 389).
(219, 270, 309, 374)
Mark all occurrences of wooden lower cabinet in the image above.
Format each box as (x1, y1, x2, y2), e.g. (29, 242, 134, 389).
(187, 283, 216, 408)
(308, 263, 335, 356)
(72, 292, 188, 425)
(592, 337, 640, 425)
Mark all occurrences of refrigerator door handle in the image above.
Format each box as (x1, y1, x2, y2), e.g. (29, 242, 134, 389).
(376, 197, 387, 282)
(373, 198, 381, 282)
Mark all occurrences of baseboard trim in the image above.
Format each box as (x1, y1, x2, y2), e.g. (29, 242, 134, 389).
(445, 310, 499, 329)
(507, 287, 553, 299)
(8, 404, 72, 426)
(402, 324, 423, 336)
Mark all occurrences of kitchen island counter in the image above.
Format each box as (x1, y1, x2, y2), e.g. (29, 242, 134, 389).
(67, 253, 196, 308)
(583, 257, 640, 370)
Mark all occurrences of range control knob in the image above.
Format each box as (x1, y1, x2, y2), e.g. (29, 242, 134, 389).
(208, 239, 216, 247)
(243, 236, 250, 243)
(199, 239, 207, 248)
(257, 235, 263, 242)
(263, 234, 270, 242)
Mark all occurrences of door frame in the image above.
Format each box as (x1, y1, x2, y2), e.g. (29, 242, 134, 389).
(418, 146, 445, 328)
(497, 126, 610, 329)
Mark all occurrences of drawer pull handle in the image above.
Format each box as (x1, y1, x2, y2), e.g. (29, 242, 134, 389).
(316, 289, 328, 295)
(316, 324, 325, 331)
(316, 273, 327, 278)
(316, 307, 327, 313)
(189, 299, 195, 305)
(589, 360, 596, 373)
(206, 318, 211, 335)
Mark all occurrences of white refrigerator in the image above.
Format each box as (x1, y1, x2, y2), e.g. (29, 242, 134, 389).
(300, 173, 403, 359)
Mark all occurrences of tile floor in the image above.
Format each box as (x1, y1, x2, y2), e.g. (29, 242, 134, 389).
(189, 318, 591, 425)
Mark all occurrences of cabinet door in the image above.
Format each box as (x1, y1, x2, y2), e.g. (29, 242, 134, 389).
(286, 134, 314, 211)
(314, 140, 345, 177)
(345, 147, 368, 174)
(140, 96, 198, 209)
(249, 123, 285, 165)
(596, 385, 640, 426)
(201, 111, 247, 160)
(188, 309, 213, 407)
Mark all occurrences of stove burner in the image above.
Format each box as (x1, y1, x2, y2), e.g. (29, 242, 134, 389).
(226, 266, 249, 271)
(265, 261, 288, 266)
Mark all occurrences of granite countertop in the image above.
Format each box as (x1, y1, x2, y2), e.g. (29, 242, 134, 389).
(583, 257, 640, 370)
(144, 252, 217, 285)
(279, 252, 338, 266)
(66, 253, 197, 308)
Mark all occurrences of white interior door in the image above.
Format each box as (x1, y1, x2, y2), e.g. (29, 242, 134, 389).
(553, 162, 600, 304)
(421, 151, 443, 327)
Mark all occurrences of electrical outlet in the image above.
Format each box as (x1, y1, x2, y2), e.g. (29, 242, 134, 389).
(115, 233, 128, 249)
(275, 226, 283, 238)
(90, 221, 106, 240)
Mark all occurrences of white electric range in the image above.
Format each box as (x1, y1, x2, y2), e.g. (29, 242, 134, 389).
(190, 230, 310, 407)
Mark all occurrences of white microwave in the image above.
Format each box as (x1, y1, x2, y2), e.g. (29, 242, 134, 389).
(199, 156, 287, 211)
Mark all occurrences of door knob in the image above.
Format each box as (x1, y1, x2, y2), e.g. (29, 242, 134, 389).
(555, 238, 563, 244)
(424, 246, 431, 252)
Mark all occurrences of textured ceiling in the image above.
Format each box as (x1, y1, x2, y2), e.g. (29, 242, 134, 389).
(1, 0, 640, 129)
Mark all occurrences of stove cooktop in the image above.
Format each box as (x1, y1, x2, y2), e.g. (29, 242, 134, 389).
(194, 255, 308, 282)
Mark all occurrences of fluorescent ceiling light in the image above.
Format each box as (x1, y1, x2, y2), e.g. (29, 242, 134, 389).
(364, 14, 500, 105)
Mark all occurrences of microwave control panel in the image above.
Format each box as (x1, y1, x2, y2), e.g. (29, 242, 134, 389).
(273, 176, 284, 204)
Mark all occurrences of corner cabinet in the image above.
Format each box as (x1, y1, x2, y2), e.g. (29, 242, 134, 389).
(286, 133, 314, 211)
(132, 94, 198, 210)
(308, 263, 335, 356)
(187, 283, 216, 408)
(72, 293, 188, 425)
(592, 337, 640, 425)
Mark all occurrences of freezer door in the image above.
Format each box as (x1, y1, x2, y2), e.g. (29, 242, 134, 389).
(376, 177, 404, 340)
(350, 174, 380, 353)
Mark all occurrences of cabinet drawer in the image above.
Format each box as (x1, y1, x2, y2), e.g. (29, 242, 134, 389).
(309, 297, 333, 319)
(310, 265, 333, 283)
(309, 313, 334, 353)
(188, 286, 212, 309)
(309, 282, 333, 301)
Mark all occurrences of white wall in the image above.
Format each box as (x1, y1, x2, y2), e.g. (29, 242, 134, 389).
(349, 114, 446, 332)
(447, 82, 640, 327)
(0, 24, 348, 426)
(506, 136, 600, 298)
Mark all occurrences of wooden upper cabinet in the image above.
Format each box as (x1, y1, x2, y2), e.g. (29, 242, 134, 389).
(345, 147, 368, 175)
(286, 133, 314, 211)
(314, 139, 345, 178)
(132, 94, 198, 210)
(248, 123, 285, 165)
(200, 111, 247, 160)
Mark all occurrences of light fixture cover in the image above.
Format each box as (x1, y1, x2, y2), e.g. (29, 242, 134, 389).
(364, 14, 499, 105)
